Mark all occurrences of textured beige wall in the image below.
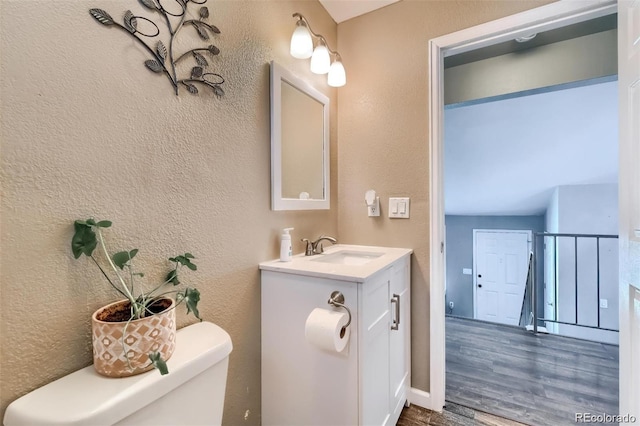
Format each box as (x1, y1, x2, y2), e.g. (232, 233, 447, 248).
(336, 0, 554, 393)
(0, 1, 337, 423)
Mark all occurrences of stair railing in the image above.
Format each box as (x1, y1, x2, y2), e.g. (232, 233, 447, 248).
(531, 232, 619, 334)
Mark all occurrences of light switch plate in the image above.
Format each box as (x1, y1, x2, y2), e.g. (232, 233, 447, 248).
(389, 197, 410, 218)
(600, 299, 608, 309)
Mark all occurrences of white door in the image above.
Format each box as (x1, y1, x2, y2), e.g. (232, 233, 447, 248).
(618, 0, 640, 418)
(474, 230, 530, 326)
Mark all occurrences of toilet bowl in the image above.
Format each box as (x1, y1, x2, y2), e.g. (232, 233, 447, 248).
(3, 321, 232, 426)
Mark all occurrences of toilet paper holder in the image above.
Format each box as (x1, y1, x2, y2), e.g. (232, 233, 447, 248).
(328, 291, 352, 334)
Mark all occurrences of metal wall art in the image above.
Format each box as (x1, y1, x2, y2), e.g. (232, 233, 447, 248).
(89, 0, 224, 97)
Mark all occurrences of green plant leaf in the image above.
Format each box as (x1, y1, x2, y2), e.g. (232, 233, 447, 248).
(148, 352, 169, 375)
(112, 251, 131, 269)
(71, 221, 97, 259)
(129, 249, 138, 259)
(173, 254, 198, 271)
(86, 218, 97, 226)
(166, 270, 179, 285)
(96, 220, 112, 228)
(183, 287, 202, 320)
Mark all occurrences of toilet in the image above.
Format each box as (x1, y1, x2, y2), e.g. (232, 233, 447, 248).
(3, 321, 232, 426)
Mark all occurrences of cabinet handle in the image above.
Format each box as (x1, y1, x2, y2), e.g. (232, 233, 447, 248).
(391, 294, 400, 331)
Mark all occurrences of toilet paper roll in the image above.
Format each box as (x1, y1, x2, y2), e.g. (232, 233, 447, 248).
(304, 308, 350, 353)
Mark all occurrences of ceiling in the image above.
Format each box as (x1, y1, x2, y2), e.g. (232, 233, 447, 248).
(444, 80, 618, 216)
(445, 14, 617, 68)
(319, 0, 400, 23)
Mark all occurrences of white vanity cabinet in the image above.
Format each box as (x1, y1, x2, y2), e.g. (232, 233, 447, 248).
(260, 245, 411, 426)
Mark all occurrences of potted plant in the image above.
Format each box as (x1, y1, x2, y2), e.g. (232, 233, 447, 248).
(71, 218, 202, 377)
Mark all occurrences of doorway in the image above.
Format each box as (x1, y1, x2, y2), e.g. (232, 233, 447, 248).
(425, 0, 632, 415)
(473, 230, 531, 325)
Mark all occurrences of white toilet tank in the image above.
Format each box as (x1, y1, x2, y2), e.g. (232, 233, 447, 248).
(4, 321, 232, 426)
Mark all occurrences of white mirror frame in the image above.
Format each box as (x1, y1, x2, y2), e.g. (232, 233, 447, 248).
(270, 61, 330, 210)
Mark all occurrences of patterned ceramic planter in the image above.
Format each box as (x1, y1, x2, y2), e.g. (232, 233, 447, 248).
(91, 298, 176, 377)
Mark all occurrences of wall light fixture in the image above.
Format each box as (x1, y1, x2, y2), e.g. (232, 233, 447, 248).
(290, 13, 346, 87)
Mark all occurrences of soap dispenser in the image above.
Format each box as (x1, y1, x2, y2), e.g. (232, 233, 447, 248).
(280, 228, 294, 262)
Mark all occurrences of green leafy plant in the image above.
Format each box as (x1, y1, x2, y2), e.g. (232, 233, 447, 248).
(71, 218, 202, 374)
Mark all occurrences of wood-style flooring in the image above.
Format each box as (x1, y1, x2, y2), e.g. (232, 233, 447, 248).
(398, 401, 527, 426)
(444, 316, 619, 426)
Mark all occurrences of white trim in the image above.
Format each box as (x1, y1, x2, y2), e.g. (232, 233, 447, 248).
(270, 61, 330, 211)
(408, 387, 432, 410)
(428, 0, 617, 412)
(428, 35, 447, 414)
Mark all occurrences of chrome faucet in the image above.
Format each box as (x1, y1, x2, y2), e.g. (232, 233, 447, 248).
(301, 235, 337, 255)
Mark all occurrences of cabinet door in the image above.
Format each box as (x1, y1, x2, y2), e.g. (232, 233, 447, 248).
(389, 257, 410, 424)
(262, 271, 359, 426)
(360, 268, 391, 426)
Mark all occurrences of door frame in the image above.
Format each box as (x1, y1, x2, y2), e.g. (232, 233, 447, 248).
(424, 0, 618, 412)
(472, 229, 532, 321)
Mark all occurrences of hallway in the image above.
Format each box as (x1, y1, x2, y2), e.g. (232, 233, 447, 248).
(445, 316, 619, 425)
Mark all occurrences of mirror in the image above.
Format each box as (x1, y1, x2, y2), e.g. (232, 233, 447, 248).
(270, 61, 330, 210)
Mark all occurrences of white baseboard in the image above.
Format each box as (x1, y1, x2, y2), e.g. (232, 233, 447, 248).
(408, 387, 442, 412)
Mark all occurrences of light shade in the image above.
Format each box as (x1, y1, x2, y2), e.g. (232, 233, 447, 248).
(289, 13, 346, 87)
(327, 60, 346, 87)
(310, 44, 331, 74)
(290, 24, 313, 59)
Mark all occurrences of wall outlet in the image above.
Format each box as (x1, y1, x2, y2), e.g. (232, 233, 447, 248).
(367, 197, 380, 217)
(599, 299, 608, 309)
(449, 301, 454, 309)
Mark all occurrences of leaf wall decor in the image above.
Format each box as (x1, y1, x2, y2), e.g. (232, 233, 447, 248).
(123, 10, 137, 33)
(88, 0, 225, 97)
(145, 60, 163, 73)
(157, 41, 167, 62)
(90, 9, 114, 26)
(193, 52, 208, 67)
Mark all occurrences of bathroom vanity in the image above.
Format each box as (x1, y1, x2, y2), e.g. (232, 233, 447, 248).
(260, 245, 412, 426)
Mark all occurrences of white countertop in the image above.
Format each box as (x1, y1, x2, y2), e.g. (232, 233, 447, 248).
(259, 244, 412, 282)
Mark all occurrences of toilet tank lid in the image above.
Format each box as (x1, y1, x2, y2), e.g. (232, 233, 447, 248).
(3, 321, 232, 426)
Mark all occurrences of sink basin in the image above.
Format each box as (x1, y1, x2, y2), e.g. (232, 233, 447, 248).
(311, 250, 384, 266)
